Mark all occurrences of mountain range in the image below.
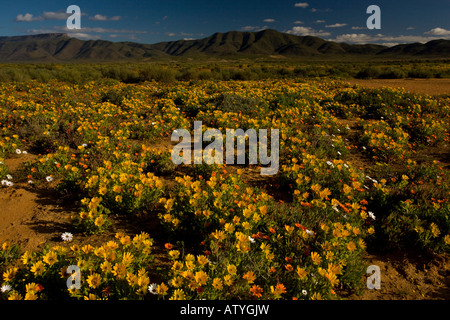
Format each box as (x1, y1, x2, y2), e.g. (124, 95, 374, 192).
(0, 29, 448, 62)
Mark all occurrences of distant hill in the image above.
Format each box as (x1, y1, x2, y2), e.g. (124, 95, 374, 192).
(0, 33, 166, 62)
(376, 39, 450, 56)
(0, 29, 448, 62)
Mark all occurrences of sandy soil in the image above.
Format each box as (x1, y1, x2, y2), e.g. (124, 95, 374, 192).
(0, 154, 76, 250)
(348, 251, 450, 300)
(345, 78, 450, 96)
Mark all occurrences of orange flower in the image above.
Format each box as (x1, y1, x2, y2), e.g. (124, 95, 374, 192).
(295, 223, 306, 231)
(242, 271, 256, 284)
(164, 243, 173, 250)
(269, 227, 276, 234)
(270, 283, 286, 298)
(347, 241, 356, 251)
(250, 285, 263, 298)
(36, 284, 44, 292)
(285, 264, 293, 272)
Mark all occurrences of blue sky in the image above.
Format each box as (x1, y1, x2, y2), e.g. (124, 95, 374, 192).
(2, 0, 449, 46)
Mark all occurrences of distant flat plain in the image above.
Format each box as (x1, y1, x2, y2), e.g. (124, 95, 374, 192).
(345, 78, 450, 95)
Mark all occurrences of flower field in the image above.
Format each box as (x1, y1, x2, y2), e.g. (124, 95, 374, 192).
(0, 77, 449, 300)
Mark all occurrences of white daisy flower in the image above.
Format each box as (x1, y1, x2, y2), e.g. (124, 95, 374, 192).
(28, 180, 34, 184)
(368, 211, 376, 220)
(6, 174, 12, 180)
(302, 289, 307, 296)
(306, 229, 314, 236)
(332, 205, 340, 212)
(22, 151, 27, 154)
(1, 284, 12, 293)
(148, 283, 159, 295)
(82, 143, 88, 148)
(46, 176, 53, 182)
(1, 179, 8, 186)
(61, 232, 73, 242)
(15, 149, 21, 154)
(248, 236, 256, 243)
(6, 181, 13, 187)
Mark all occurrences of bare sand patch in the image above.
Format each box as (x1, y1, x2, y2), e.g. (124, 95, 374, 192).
(345, 78, 450, 96)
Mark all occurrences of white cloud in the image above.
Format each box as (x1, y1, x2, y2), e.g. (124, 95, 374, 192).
(29, 26, 148, 36)
(264, 18, 275, 23)
(294, 2, 309, 8)
(241, 26, 260, 31)
(311, 8, 331, 13)
(325, 23, 347, 28)
(241, 26, 268, 32)
(406, 26, 415, 30)
(352, 26, 367, 30)
(425, 27, 450, 36)
(286, 26, 331, 37)
(82, 27, 146, 34)
(89, 14, 122, 21)
(90, 14, 108, 21)
(293, 21, 304, 24)
(164, 32, 204, 38)
(41, 11, 69, 20)
(68, 33, 101, 40)
(16, 11, 70, 22)
(315, 20, 325, 23)
(333, 33, 374, 43)
(15, 13, 41, 22)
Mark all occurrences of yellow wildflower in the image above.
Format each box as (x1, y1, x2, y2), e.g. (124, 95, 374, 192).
(87, 273, 102, 289)
(43, 251, 58, 265)
(311, 252, 321, 264)
(30, 261, 45, 276)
